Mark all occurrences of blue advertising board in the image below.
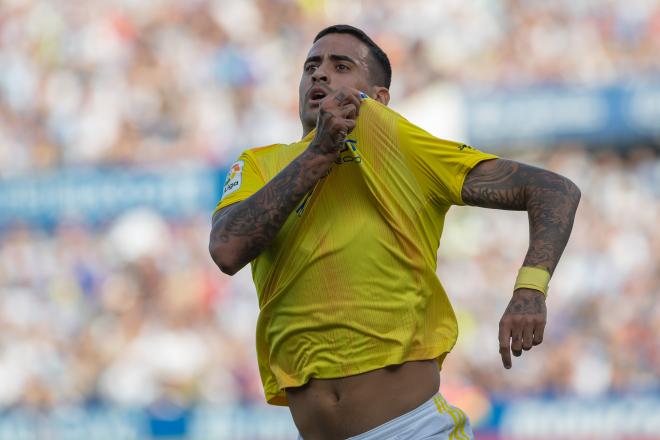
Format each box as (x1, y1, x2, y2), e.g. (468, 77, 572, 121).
(464, 85, 660, 147)
(0, 396, 657, 440)
(0, 166, 225, 226)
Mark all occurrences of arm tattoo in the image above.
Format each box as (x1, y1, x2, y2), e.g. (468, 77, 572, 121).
(505, 289, 545, 315)
(210, 148, 334, 270)
(461, 159, 581, 274)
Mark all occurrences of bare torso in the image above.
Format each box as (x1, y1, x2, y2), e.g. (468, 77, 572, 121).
(285, 359, 440, 440)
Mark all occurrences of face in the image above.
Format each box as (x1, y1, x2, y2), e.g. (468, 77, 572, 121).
(298, 33, 389, 135)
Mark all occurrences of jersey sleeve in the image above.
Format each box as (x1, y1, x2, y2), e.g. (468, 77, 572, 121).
(397, 116, 498, 206)
(213, 150, 265, 216)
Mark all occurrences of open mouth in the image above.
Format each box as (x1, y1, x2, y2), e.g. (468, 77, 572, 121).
(308, 89, 327, 103)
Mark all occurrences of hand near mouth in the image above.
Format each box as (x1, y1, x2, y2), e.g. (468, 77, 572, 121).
(309, 87, 363, 156)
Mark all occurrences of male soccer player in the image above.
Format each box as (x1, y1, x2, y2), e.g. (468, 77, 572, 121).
(209, 25, 580, 440)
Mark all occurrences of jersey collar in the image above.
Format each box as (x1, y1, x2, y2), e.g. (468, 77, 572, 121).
(301, 129, 316, 143)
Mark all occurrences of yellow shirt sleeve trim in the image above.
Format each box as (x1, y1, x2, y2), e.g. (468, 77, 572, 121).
(213, 150, 266, 216)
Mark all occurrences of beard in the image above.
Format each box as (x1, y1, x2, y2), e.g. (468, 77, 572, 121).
(301, 104, 320, 133)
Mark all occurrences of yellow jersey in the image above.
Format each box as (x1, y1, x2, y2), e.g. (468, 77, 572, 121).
(215, 97, 497, 405)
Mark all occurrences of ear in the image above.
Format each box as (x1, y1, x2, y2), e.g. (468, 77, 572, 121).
(371, 86, 390, 105)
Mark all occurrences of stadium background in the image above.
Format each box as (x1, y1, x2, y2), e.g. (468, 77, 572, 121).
(0, 0, 658, 439)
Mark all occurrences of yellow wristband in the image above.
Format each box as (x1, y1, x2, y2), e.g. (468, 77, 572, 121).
(514, 266, 551, 297)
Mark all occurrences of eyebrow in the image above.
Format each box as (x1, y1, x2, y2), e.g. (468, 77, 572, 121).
(304, 54, 358, 66)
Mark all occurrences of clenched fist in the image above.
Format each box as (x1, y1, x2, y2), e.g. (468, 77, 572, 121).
(310, 86, 363, 156)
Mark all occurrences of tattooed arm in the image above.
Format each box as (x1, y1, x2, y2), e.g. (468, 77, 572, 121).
(461, 158, 581, 368)
(209, 149, 335, 275)
(461, 159, 581, 273)
(209, 87, 362, 275)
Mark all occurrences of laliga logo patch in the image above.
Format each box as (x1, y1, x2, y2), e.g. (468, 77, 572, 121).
(221, 160, 244, 200)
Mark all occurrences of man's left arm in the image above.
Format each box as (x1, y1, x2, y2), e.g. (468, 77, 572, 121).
(461, 158, 581, 369)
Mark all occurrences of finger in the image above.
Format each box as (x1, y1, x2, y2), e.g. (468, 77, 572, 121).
(344, 93, 362, 116)
(533, 320, 545, 346)
(344, 119, 356, 134)
(339, 87, 362, 98)
(511, 325, 523, 357)
(522, 322, 534, 351)
(342, 101, 359, 120)
(332, 88, 353, 105)
(340, 103, 358, 120)
(498, 322, 512, 369)
(335, 88, 362, 105)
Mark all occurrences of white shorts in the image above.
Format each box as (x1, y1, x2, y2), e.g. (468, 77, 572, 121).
(297, 392, 474, 440)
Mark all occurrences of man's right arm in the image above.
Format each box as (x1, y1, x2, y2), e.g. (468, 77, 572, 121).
(209, 87, 362, 275)
(209, 148, 335, 275)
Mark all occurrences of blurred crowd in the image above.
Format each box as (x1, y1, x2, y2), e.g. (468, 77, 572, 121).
(0, 148, 657, 412)
(1, 0, 660, 175)
(0, 0, 658, 415)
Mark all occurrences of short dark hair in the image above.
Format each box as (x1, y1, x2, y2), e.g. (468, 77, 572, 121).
(313, 24, 392, 89)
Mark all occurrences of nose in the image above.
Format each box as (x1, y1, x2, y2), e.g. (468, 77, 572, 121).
(311, 65, 329, 83)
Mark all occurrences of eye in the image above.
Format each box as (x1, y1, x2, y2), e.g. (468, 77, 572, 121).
(305, 64, 317, 73)
(336, 64, 349, 71)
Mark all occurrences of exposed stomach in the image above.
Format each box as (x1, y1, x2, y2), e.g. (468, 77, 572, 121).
(285, 359, 440, 440)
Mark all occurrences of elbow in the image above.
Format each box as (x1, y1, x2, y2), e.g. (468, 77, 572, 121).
(209, 240, 241, 276)
(565, 178, 582, 209)
(219, 262, 241, 277)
